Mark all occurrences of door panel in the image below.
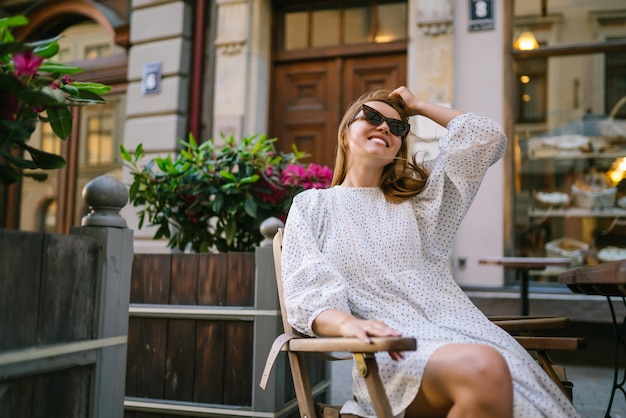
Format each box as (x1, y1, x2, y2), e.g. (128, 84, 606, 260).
(270, 53, 406, 169)
(343, 53, 407, 107)
(271, 60, 340, 168)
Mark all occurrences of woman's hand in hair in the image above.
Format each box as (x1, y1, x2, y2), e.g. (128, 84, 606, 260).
(390, 86, 464, 127)
(389, 86, 424, 116)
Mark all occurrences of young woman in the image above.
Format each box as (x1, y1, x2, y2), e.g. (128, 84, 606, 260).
(281, 86, 579, 418)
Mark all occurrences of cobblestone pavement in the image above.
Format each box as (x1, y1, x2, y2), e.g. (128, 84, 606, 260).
(330, 361, 626, 417)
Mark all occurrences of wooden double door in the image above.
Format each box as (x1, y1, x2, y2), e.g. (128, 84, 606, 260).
(270, 53, 407, 169)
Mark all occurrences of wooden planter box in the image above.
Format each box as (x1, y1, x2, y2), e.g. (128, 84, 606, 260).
(124, 248, 330, 418)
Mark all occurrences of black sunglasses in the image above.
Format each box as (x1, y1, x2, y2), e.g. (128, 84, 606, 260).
(350, 104, 410, 137)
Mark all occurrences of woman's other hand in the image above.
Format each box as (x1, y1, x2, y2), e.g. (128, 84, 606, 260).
(313, 310, 406, 361)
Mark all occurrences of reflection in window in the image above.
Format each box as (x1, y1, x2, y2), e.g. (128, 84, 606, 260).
(345, 6, 371, 44)
(87, 114, 114, 165)
(85, 44, 111, 59)
(312, 9, 339, 47)
(606, 47, 626, 119)
(284, 11, 308, 50)
(515, 58, 547, 123)
(376, 3, 407, 43)
(41, 122, 62, 156)
(280, 1, 407, 51)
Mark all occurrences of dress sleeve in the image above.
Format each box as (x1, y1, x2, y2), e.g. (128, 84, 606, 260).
(413, 113, 507, 260)
(281, 190, 351, 337)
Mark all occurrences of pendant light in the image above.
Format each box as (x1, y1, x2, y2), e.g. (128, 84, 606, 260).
(514, 32, 539, 50)
(513, 0, 547, 50)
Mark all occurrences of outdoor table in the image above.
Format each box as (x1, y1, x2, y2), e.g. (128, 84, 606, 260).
(558, 259, 626, 418)
(479, 256, 572, 316)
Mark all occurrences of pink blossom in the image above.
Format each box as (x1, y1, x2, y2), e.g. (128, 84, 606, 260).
(13, 50, 44, 77)
(279, 163, 333, 190)
(307, 164, 333, 186)
(308, 164, 333, 180)
(281, 164, 307, 186)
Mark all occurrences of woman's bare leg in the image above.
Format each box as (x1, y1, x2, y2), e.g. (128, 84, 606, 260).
(404, 344, 514, 418)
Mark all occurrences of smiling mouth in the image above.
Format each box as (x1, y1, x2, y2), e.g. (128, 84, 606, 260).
(369, 136, 389, 147)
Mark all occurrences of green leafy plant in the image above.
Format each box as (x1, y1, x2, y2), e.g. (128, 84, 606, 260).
(121, 134, 333, 253)
(0, 15, 111, 184)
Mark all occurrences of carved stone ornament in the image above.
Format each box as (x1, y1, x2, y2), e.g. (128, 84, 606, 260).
(417, 0, 454, 36)
(215, 39, 247, 55)
(215, 0, 248, 55)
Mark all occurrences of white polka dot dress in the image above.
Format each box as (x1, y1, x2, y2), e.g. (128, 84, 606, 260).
(281, 113, 580, 418)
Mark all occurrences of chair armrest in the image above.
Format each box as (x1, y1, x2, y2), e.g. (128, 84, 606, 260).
(492, 316, 569, 332)
(260, 334, 416, 390)
(515, 336, 587, 351)
(288, 336, 417, 353)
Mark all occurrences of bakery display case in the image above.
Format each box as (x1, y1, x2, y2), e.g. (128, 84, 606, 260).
(510, 1, 626, 286)
(515, 100, 626, 280)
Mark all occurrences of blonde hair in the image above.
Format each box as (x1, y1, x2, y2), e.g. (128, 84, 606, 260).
(331, 88, 429, 203)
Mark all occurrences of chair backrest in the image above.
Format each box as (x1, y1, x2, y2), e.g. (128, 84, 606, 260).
(272, 228, 320, 417)
(273, 228, 294, 334)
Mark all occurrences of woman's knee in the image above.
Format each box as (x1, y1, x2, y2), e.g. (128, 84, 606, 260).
(434, 344, 512, 392)
(408, 345, 513, 417)
(459, 345, 511, 385)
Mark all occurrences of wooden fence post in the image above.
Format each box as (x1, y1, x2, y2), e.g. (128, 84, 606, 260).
(71, 175, 134, 418)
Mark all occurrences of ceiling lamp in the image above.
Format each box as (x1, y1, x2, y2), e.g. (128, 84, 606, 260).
(514, 32, 539, 50)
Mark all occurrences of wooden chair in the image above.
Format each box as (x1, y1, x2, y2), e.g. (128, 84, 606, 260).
(260, 228, 416, 417)
(260, 229, 585, 417)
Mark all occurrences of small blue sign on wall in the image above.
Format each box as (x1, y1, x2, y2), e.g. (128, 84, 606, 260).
(142, 61, 162, 95)
(469, 0, 494, 32)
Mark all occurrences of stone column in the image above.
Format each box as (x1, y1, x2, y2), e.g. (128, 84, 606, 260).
(212, 0, 250, 142)
(409, 0, 455, 160)
(122, 0, 193, 252)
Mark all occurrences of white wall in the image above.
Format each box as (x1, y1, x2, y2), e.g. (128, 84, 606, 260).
(452, 0, 506, 286)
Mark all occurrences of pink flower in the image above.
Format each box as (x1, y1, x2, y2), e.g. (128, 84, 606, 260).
(279, 163, 333, 190)
(281, 164, 307, 187)
(307, 164, 333, 186)
(13, 50, 44, 77)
